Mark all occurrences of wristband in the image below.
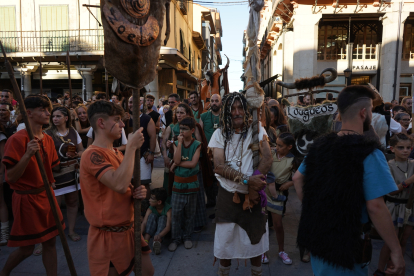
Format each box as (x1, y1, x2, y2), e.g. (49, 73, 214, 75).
(402, 181, 409, 188)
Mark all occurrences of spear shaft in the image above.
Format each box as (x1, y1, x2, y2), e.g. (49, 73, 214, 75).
(132, 88, 142, 276)
(0, 40, 77, 276)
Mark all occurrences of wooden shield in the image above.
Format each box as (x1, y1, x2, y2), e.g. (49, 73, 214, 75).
(101, 0, 167, 88)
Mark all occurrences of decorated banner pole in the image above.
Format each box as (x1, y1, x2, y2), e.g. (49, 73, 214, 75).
(66, 51, 73, 103)
(0, 41, 78, 276)
(132, 88, 142, 276)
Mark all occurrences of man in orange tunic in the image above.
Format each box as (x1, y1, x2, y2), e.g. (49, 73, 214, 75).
(80, 101, 154, 276)
(1, 95, 63, 276)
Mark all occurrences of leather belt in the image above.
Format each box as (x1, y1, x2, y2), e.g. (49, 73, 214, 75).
(60, 160, 78, 167)
(174, 174, 198, 183)
(98, 222, 133, 232)
(15, 186, 46, 195)
(384, 195, 408, 204)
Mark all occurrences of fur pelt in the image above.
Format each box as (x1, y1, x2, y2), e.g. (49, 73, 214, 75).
(295, 75, 325, 91)
(101, 0, 168, 88)
(297, 133, 378, 270)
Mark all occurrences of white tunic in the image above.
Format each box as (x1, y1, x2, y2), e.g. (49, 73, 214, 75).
(208, 125, 269, 259)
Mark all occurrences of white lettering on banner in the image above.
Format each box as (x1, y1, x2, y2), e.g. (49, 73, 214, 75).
(287, 103, 338, 124)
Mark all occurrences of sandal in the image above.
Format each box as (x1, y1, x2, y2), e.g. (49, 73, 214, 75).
(68, 233, 81, 242)
(33, 244, 42, 256)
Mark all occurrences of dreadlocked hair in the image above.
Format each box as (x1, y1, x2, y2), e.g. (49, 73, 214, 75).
(219, 92, 252, 142)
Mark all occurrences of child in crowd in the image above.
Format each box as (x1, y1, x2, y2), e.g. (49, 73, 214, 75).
(168, 117, 201, 252)
(141, 188, 172, 255)
(263, 133, 297, 265)
(375, 133, 414, 276)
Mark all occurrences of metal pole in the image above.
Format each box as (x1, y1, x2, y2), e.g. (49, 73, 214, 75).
(66, 51, 73, 104)
(132, 88, 142, 276)
(0, 40, 78, 276)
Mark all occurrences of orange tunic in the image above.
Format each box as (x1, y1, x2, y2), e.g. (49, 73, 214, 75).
(80, 146, 150, 276)
(2, 130, 64, 247)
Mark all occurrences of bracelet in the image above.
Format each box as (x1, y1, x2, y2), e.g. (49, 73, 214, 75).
(402, 181, 409, 189)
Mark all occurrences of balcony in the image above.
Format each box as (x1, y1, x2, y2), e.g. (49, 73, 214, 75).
(0, 29, 104, 54)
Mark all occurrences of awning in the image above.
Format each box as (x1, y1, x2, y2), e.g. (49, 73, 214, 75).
(176, 70, 198, 83)
(159, 47, 189, 67)
(192, 31, 206, 50)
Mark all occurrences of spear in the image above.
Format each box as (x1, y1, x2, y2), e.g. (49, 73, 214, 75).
(132, 88, 142, 276)
(0, 41, 77, 276)
(39, 58, 43, 95)
(66, 51, 73, 104)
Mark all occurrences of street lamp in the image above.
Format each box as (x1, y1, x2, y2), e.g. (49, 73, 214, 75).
(344, 68, 352, 86)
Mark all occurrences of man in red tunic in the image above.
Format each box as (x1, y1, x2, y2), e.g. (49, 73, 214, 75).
(1, 95, 63, 276)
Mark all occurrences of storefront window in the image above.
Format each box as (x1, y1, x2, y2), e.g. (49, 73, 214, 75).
(402, 20, 414, 60)
(351, 75, 371, 85)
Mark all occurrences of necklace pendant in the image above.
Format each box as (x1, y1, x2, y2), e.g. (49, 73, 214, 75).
(214, 123, 218, 129)
(236, 160, 242, 168)
(405, 173, 408, 178)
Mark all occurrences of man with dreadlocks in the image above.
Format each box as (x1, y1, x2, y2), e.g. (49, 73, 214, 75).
(208, 92, 272, 276)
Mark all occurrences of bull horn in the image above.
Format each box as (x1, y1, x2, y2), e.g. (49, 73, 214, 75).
(275, 80, 296, 89)
(320, 67, 337, 84)
(203, 59, 210, 76)
(223, 54, 230, 70)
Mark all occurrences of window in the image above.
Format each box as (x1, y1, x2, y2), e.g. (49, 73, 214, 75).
(180, 29, 188, 59)
(0, 6, 17, 52)
(317, 21, 381, 61)
(40, 5, 69, 52)
(402, 20, 414, 60)
(317, 24, 348, 60)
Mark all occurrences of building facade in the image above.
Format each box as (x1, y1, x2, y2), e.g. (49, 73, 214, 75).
(0, 0, 224, 102)
(245, 0, 414, 103)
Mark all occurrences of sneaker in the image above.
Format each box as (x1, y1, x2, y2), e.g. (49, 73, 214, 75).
(153, 241, 161, 255)
(184, 240, 193, 249)
(168, 242, 178, 252)
(193, 226, 203, 233)
(279, 251, 292, 265)
(261, 253, 269, 264)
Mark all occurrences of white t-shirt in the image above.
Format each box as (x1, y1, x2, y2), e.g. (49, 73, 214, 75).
(390, 118, 403, 134)
(86, 127, 128, 145)
(208, 124, 267, 194)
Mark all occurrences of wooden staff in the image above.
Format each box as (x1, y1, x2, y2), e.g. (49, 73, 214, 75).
(104, 57, 109, 99)
(66, 51, 73, 103)
(0, 41, 78, 276)
(132, 88, 142, 276)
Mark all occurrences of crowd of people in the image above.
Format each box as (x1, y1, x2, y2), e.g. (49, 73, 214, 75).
(0, 86, 412, 276)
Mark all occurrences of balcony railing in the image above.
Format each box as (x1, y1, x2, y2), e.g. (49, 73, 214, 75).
(0, 29, 104, 53)
(318, 43, 379, 61)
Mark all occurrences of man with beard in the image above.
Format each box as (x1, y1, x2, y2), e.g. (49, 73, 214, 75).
(188, 91, 201, 123)
(293, 85, 404, 276)
(164, 94, 181, 128)
(144, 94, 161, 134)
(200, 94, 221, 208)
(209, 92, 272, 276)
(0, 102, 17, 138)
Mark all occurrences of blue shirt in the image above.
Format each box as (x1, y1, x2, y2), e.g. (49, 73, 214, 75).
(298, 149, 397, 276)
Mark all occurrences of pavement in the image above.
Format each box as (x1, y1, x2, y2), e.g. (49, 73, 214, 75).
(0, 156, 413, 275)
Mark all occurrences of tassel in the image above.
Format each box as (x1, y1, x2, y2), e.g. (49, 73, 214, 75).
(233, 192, 241, 203)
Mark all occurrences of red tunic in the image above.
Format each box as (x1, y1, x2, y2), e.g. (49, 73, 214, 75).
(2, 130, 64, 247)
(80, 146, 150, 276)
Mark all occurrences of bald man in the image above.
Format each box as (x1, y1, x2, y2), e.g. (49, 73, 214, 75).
(267, 99, 279, 108)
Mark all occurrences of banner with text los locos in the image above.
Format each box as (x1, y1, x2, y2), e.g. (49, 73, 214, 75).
(287, 103, 338, 124)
